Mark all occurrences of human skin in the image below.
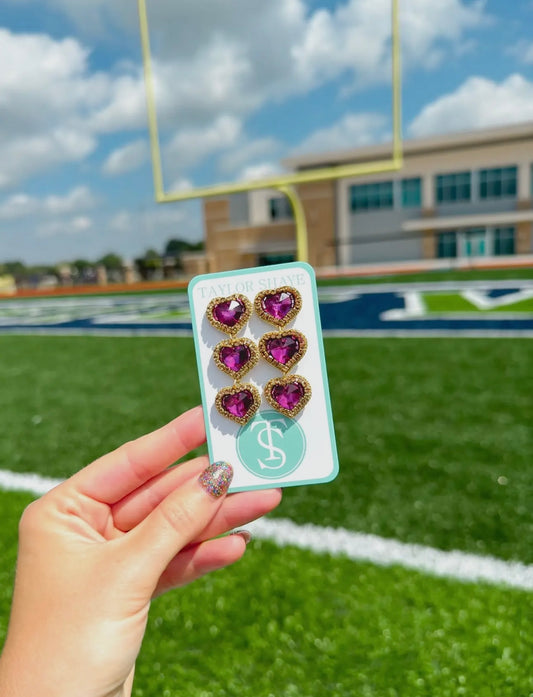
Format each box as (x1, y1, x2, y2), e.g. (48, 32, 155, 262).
(0, 405, 282, 697)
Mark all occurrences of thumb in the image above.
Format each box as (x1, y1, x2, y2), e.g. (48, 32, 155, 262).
(124, 461, 233, 586)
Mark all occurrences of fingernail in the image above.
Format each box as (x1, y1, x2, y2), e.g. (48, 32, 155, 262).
(231, 529, 252, 545)
(198, 461, 233, 498)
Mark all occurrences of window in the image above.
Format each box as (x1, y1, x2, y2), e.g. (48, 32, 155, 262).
(350, 181, 393, 211)
(493, 227, 515, 255)
(401, 178, 422, 207)
(437, 231, 457, 258)
(436, 172, 471, 203)
(258, 253, 295, 266)
(479, 167, 517, 199)
(269, 197, 293, 220)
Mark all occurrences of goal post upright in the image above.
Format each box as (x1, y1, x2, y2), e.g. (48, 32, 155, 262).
(138, 0, 403, 263)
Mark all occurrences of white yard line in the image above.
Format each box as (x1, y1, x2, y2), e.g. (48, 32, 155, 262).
(462, 288, 533, 310)
(1, 468, 531, 592)
(0, 469, 64, 496)
(248, 517, 533, 592)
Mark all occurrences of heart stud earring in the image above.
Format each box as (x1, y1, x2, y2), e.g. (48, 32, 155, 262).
(207, 294, 252, 335)
(208, 294, 260, 425)
(258, 329, 307, 373)
(254, 287, 302, 328)
(215, 383, 261, 426)
(254, 286, 311, 418)
(213, 337, 259, 381)
(264, 374, 312, 418)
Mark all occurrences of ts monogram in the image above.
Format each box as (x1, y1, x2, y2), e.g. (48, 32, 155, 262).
(237, 411, 306, 480)
(251, 418, 289, 471)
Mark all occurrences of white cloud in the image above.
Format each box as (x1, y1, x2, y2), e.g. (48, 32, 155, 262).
(103, 140, 149, 176)
(44, 187, 97, 215)
(0, 0, 494, 265)
(167, 178, 194, 193)
(0, 1, 489, 189)
(239, 162, 281, 182)
(87, 71, 148, 134)
(33, 0, 487, 89)
(293, 0, 487, 90)
(0, 29, 106, 187)
(109, 210, 134, 234)
(508, 40, 533, 65)
(165, 115, 242, 173)
(399, 0, 488, 69)
(36, 215, 93, 238)
(108, 201, 202, 252)
(218, 138, 281, 176)
(292, 112, 388, 155)
(409, 74, 533, 137)
(0, 186, 97, 220)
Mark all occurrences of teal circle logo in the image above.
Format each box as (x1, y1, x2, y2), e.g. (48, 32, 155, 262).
(237, 410, 306, 480)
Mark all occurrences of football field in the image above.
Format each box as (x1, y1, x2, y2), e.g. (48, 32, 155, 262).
(0, 326, 532, 694)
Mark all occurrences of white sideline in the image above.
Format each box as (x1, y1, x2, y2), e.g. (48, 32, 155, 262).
(1, 468, 531, 592)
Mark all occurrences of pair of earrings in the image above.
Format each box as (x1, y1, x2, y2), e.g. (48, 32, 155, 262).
(207, 286, 312, 425)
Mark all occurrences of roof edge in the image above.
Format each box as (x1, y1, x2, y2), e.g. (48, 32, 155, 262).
(283, 121, 533, 170)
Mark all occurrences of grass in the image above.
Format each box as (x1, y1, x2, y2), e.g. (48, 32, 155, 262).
(0, 490, 531, 697)
(136, 542, 532, 697)
(0, 335, 531, 563)
(0, 333, 531, 696)
(317, 266, 533, 286)
(423, 293, 533, 313)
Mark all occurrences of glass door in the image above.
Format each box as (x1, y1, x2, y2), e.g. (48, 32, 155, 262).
(460, 228, 488, 257)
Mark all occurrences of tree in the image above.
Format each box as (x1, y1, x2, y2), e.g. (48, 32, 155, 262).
(97, 253, 123, 270)
(72, 259, 93, 273)
(164, 239, 188, 257)
(164, 238, 204, 257)
(134, 249, 161, 280)
(3, 261, 26, 277)
(143, 249, 161, 270)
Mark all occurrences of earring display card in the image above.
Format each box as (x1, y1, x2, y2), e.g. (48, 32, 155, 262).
(188, 262, 339, 492)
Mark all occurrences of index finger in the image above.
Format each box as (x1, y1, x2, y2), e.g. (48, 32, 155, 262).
(69, 405, 206, 504)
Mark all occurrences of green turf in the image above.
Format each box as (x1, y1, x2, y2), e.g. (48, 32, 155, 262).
(0, 491, 530, 697)
(423, 293, 533, 313)
(317, 267, 533, 286)
(0, 335, 532, 696)
(0, 335, 531, 565)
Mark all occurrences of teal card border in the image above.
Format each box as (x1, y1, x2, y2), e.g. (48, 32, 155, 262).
(187, 261, 339, 491)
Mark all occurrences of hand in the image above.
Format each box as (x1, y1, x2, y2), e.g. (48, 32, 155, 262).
(0, 406, 282, 697)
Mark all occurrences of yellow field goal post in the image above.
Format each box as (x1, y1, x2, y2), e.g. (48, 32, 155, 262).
(138, 0, 403, 263)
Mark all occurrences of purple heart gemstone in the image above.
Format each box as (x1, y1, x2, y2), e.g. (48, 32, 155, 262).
(222, 390, 254, 418)
(219, 344, 251, 372)
(266, 334, 299, 365)
(271, 382, 305, 411)
(212, 299, 246, 328)
(262, 291, 295, 320)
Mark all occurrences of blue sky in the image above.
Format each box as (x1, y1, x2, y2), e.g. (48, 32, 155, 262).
(1, 0, 533, 265)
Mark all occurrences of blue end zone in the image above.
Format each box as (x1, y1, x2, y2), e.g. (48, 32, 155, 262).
(0, 282, 532, 335)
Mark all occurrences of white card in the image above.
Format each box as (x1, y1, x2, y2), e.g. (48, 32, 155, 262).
(188, 262, 339, 492)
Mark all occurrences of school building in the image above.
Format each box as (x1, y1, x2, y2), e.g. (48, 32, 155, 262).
(189, 121, 533, 274)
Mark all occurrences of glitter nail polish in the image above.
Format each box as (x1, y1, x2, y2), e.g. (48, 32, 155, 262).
(231, 529, 252, 545)
(198, 461, 233, 498)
